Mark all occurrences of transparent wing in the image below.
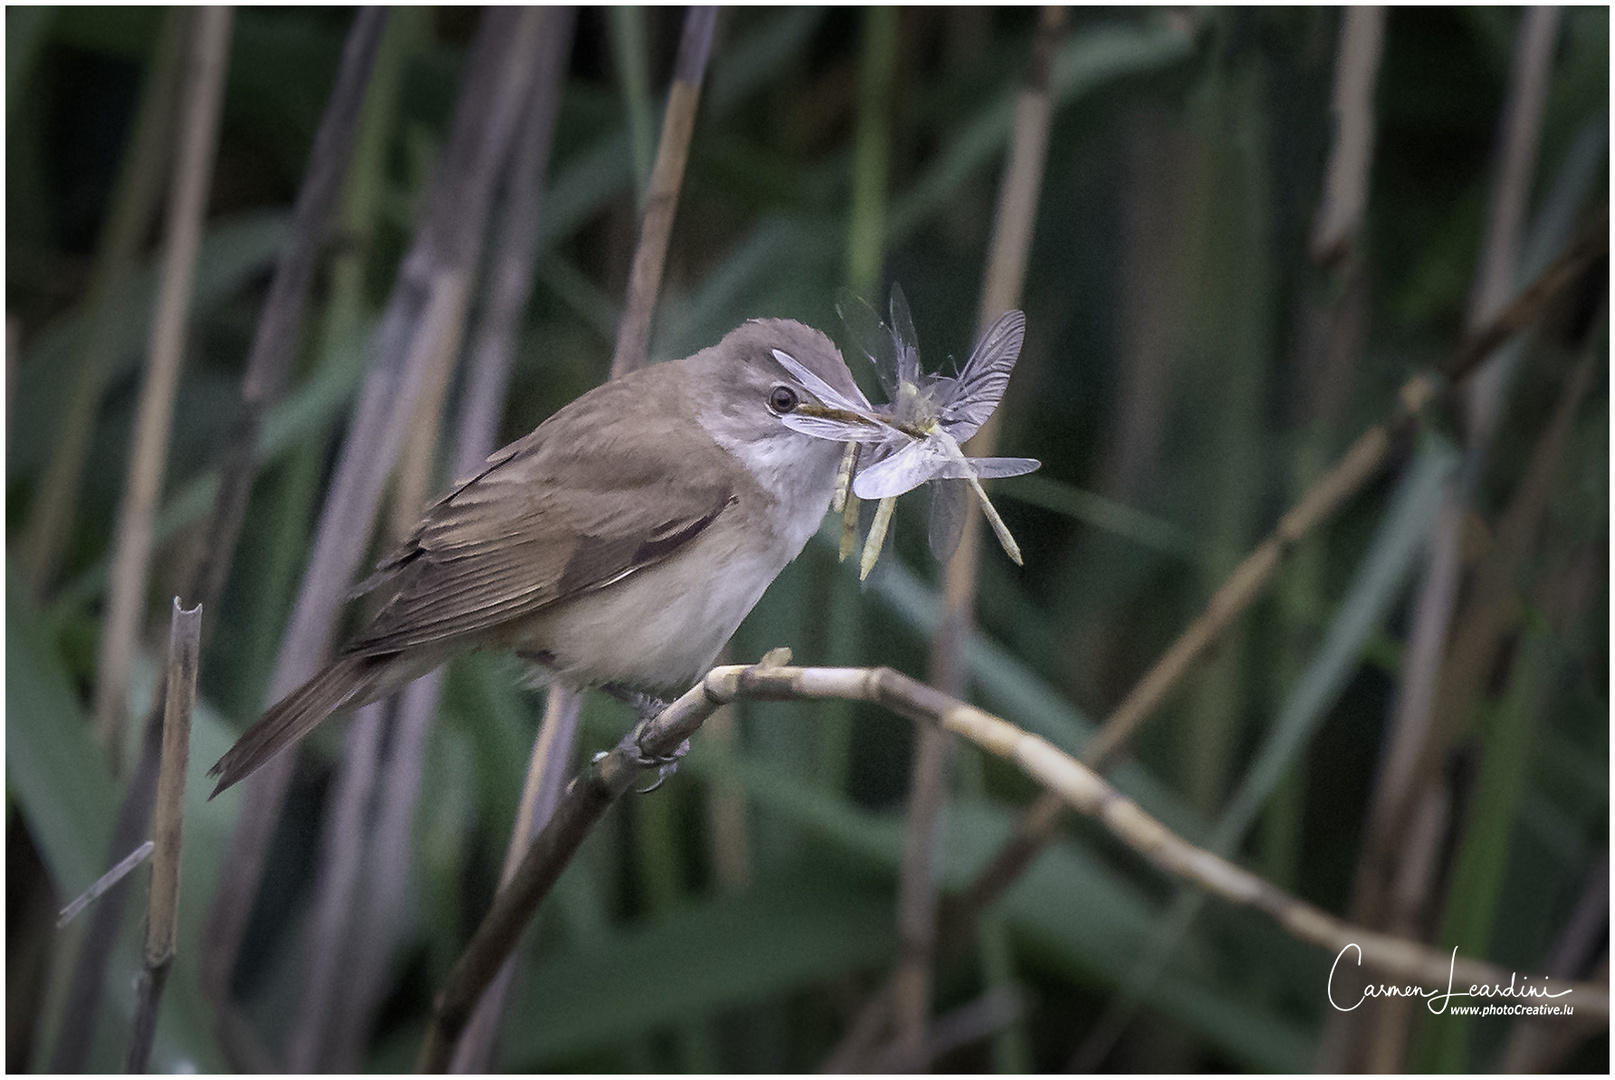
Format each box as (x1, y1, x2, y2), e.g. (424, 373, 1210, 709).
(780, 412, 890, 444)
(965, 456, 1040, 480)
(836, 289, 900, 399)
(943, 309, 1025, 442)
(851, 437, 951, 499)
(888, 283, 923, 389)
(770, 348, 875, 415)
(909, 454, 1041, 484)
(927, 479, 968, 563)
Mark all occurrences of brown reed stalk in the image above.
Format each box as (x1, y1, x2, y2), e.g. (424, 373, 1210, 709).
(608, 6, 718, 376)
(91, 6, 232, 771)
(1309, 6, 1386, 267)
(121, 599, 201, 1073)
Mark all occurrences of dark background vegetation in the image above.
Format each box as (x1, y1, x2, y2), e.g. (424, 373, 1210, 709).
(6, 6, 1608, 1072)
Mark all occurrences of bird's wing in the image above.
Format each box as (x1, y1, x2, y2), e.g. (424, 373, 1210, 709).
(349, 384, 737, 656)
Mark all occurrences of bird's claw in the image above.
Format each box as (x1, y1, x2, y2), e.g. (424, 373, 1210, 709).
(626, 696, 685, 794)
(634, 739, 690, 793)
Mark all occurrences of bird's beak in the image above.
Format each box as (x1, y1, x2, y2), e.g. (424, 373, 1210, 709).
(794, 403, 882, 426)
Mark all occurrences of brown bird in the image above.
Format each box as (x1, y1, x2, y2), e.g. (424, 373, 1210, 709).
(209, 318, 870, 796)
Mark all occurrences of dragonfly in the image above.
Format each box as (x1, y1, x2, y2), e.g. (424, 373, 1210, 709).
(776, 284, 1039, 578)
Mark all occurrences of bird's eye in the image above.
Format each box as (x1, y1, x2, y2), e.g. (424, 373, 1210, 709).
(768, 385, 800, 414)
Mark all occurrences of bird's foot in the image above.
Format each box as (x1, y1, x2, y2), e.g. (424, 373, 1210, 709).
(622, 694, 686, 793)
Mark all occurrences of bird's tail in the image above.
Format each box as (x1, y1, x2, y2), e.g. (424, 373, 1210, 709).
(208, 654, 389, 798)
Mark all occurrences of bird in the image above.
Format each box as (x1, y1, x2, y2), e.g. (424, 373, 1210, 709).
(208, 318, 869, 797)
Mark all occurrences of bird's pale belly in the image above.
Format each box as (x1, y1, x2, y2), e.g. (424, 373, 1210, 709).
(508, 521, 793, 695)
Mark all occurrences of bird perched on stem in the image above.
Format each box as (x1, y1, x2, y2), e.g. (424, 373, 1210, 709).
(209, 319, 873, 797)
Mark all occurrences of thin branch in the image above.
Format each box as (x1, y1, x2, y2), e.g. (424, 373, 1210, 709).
(1441, 207, 1606, 386)
(47, 692, 167, 1072)
(608, 6, 718, 376)
(201, 5, 546, 1040)
(1087, 383, 1433, 769)
(122, 598, 202, 1074)
(17, 9, 186, 602)
(92, 5, 232, 769)
(418, 659, 1609, 1071)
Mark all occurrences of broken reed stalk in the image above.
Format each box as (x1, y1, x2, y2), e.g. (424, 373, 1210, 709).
(122, 599, 202, 1073)
(892, 6, 1066, 1060)
(92, 6, 232, 771)
(55, 841, 155, 929)
(417, 659, 1609, 1072)
(947, 208, 1609, 950)
(608, 5, 718, 376)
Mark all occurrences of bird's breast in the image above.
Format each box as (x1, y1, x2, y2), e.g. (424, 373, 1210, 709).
(512, 503, 799, 694)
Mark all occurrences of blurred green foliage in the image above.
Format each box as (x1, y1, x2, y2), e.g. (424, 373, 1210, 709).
(6, 6, 1607, 1073)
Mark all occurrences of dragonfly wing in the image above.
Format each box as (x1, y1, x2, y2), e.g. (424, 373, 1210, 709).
(943, 309, 1025, 442)
(921, 454, 1040, 483)
(966, 456, 1040, 479)
(851, 438, 947, 499)
(836, 288, 900, 399)
(780, 412, 889, 444)
(888, 283, 923, 389)
(770, 349, 876, 416)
